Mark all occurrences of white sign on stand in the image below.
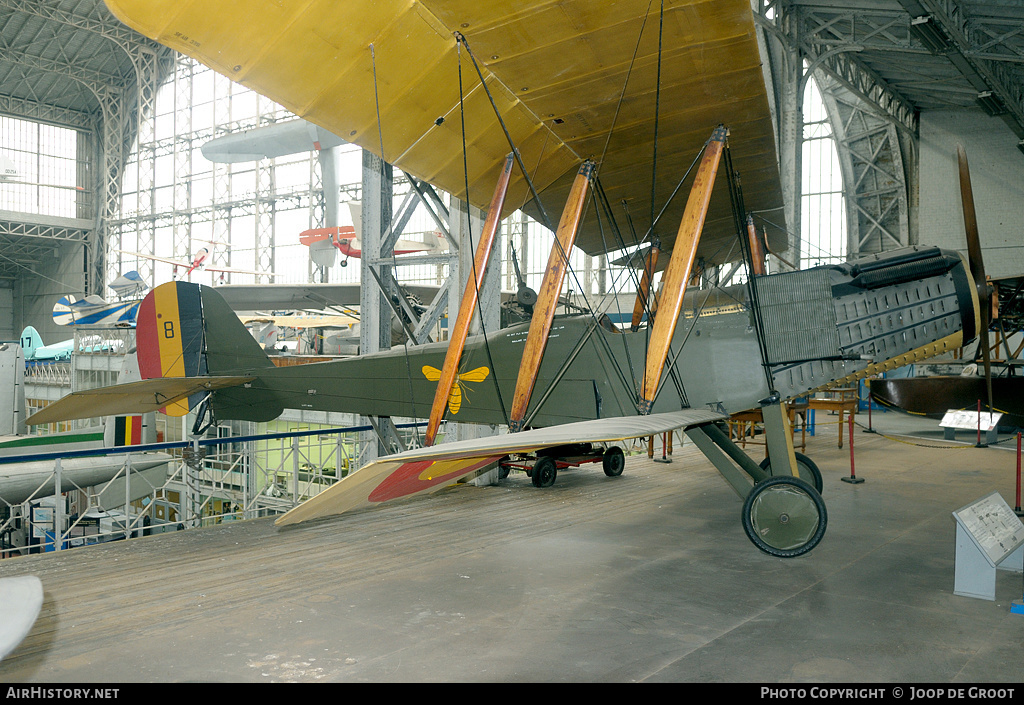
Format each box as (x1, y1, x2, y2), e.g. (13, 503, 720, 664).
(939, 409, 1002, 443)
(940, 409, 1001, 431)
(952, 492, 1024, 601)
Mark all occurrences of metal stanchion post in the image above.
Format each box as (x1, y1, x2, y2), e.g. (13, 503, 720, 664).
(1015, 432, 1023, 518)
(863, 390, 876, 433)
(975, 399, 988, 448)
(842, 414, 864, 484)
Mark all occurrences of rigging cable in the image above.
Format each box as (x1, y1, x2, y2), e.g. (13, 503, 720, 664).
(723, 143, 776, 395)
(370, 42, 422, 445)
(454, 32, 553, 232)
(650, 0, 664, 245)
(456, 39, 511, 427)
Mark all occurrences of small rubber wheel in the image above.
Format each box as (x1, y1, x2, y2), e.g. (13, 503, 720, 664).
(602, 446, 625, 477)
(759, 452, 823, 495)
(498, 464, 510, 480)
(532, 457, 557, 488)
(742, 475, 827, 557)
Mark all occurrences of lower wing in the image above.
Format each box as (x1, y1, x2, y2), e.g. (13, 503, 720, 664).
(275, 409, 725, 526)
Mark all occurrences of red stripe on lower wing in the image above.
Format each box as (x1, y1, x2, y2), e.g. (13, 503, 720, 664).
(368, 456, 500, 503)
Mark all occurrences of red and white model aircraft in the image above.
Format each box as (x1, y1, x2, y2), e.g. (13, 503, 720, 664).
(300, 202, 446, 268)
(117, 244, 276, 281)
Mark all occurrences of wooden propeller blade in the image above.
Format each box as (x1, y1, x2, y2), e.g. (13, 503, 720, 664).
(957, 145, 994, 412)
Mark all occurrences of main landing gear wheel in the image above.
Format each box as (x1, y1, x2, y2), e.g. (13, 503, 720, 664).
(602, 446, 625, 477)
(532, 457, 557, 488)
(742, 475, 827, 558)
(759, 452, 823, 494)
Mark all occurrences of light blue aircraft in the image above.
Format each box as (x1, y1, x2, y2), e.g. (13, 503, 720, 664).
(19, 326, 72, 362)
(18, 327, 118, 362)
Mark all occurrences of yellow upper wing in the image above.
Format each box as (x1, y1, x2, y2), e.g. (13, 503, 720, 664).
(105, 0, 784, 265)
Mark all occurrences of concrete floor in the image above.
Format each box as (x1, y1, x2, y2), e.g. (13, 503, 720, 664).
(1, 410, 1022, 683)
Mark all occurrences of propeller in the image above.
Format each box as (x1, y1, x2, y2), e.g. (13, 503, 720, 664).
(956, 145, 994, 415)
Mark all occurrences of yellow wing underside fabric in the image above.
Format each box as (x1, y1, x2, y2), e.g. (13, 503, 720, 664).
(275, 409, 725, 526)
(105, 0, 784, 265)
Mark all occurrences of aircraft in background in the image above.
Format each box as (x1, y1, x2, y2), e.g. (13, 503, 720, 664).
(0, 152, 18, 181)
(19, 326, 122, 362)
(241, 312, 360, 356)
(68, 0, 989, 558)
(300, 201, 447, 268)
(52, 271, 148, 328)
(116, 243, 276, 281)
(19, 326, 73, 362)
(200, 117, 346, 163)
(0, 415, 169, 506)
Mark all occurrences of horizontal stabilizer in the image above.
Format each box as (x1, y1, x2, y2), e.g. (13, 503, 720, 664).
(275, 409, 725, 526)
(26, 376, 255, 426)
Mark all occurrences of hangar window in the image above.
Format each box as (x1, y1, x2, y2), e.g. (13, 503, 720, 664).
(801, 76, 847, 269)
(0, 116, 89, 220)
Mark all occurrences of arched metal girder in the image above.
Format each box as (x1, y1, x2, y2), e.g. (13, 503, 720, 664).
(753, 2, 914, 263)
(909, 0, 1024, 137)
(818, 75, 910, 258)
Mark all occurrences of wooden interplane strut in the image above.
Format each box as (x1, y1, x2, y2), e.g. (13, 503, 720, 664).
(639, 126, 728, 414)
(424, 153, 515, 446)
(746, 213, 766, 276)
(631, 243, 660, 332)
(508, 160, 595, 432)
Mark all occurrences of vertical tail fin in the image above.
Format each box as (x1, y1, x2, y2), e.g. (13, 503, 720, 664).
(19, 326, 43, 360)
(135, 282, 273, 416)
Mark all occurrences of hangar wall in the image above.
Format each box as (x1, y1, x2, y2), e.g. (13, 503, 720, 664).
(16, 241, 86, 345)
(918, 108, 1024, 280)
(0, 282, 12, 341)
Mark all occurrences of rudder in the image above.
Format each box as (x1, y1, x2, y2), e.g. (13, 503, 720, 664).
(19, 326, 43, 360)
(136, 282, 272, 416)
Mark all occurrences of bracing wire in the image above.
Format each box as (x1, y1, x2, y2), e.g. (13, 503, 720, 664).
(456, 39, 511, 427)
(650, 0, 664, 241)
(370, 42, 422, 444)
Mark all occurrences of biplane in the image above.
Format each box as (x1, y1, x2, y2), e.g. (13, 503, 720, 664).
(51, 271, 148, 328)
(300, 202, 447, 268)
(30, 0, 989, 557)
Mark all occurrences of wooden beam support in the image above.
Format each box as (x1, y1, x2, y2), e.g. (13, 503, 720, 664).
(639, 125, 728, 414)
(424, 153, 514, 446)
(630, 243, 660, 331)
(508, 160, 595, 432)
(746, 213, 766, 276)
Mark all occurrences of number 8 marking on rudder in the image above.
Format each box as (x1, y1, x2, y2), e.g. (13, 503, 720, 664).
(163, 320, 175, 339)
